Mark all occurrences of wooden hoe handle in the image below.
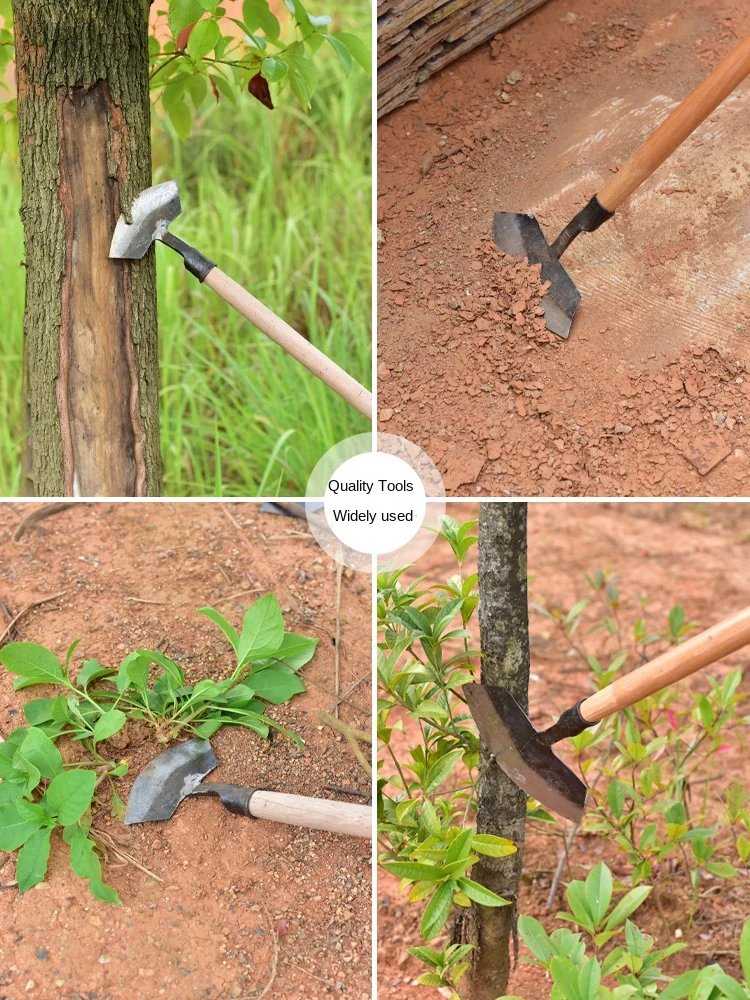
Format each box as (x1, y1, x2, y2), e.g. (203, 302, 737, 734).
(580, 605, 750, 724)
(203, 268, 373, 420)
(248, 789, 372, 839)
(597, 33, 750, 212)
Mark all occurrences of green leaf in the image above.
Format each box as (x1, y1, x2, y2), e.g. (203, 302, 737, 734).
(605, 885, 651, 930)
(16, 826, 52, 891)
(421, 880, 455, 941)
(455, 877, 510, 908)
(740, 918, 750, 985)
(198, 607, 239, 652)
(92, 710, 127, 744)
(446, 828, 474, 865)
(187, 16, 220, 61)
(44, 770, 97, 826)
(238, 594, 285, 664)
(706, 861, 737, 878)
(321, 34, 352, 74)
(168, 0, 205, 36)
(138, 649, 185, 687)
(334, 32, 370, 72)
(261, 56, 288, 82)
(471, 834, 516, 858)
(420, 799, 442, 838)
(243, 0, 280, 40)
(67, 825, 121, 904)
(424, 750, 463, 795)
(23, 699, 58, 726)
(381, 862, 445, 882)
(518, 915, 554, 964)
(165, 98, 193, 140)
(585, 861, 612, 926)
(13, 727, 63, 779)
(247, 666, 305, 704)
(76, 660, 116, 690)
(1, 643, 66, 689)
(578, 957, 601, 1000)
(550, 956, 583, 1000)
(116, 653, 149, 694)
(0, 802, 43, 851)
(257, 631, 318, 671)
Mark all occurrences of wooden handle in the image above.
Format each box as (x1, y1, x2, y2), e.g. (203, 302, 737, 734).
(248, 790, 372, 839)
(597, 34, 750, 211)
(581, 605, 750, 723)
(203, 268, 373, 420)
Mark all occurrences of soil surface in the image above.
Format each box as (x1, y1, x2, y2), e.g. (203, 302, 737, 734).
(378, 0, 750, 496)
(0, 502, 372, 1000)
(378, 501, 750, 998)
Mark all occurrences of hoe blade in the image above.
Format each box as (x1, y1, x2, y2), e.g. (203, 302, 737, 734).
(125, 738, 217, 824)
(109, 180, 182, 260)
(463, 684, 587, 823)
(493, 212, 581, 339)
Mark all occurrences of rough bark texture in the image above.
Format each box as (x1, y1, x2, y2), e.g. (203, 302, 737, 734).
(13, 0, 161, 496)
(460, 502, 530, 1000)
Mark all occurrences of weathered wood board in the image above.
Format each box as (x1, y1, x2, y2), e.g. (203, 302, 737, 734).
(378, 0, 552, 116)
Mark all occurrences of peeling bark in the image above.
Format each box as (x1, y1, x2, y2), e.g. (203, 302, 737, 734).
(13, 0, 161, 496)
(460, 502, 530, 1000)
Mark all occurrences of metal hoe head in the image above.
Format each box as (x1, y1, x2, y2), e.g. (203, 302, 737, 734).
(462, 683, 587, 823)
(493, 212, 581, 339)
(124, 738, 217, 824)
(109, 180, 182, 260)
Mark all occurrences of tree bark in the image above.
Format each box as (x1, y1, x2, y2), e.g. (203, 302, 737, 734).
(460, 502, 530, 1000)
(13, 0, 161, 496)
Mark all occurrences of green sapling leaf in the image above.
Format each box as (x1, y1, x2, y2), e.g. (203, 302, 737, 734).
(168, 0, 206, 37)
(92, 710, 127, 744)
(198, 607, 240, 652)
(247, 666, 305, 703)
(66, 824, 121, 904)
(243, 0, 280, 40)
(15, 825, 52, 892)
(0, 801, 43, 851)
(420, 880, 455, 941)
(44, 770, 97, 826)
(77, 659, 116, 690)
(238, 594, 285, 664)
(187, 18, 220, 61)
(12, 727, 63, 779)
(0, 643, 66, 690)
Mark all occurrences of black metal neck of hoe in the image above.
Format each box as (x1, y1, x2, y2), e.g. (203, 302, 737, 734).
(549, 195, 614, 260)
(160, 230, 216, 282)
(536, 698, 596, 747)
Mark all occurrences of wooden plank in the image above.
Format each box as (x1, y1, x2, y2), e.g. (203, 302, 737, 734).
(378, 0, 551, 116)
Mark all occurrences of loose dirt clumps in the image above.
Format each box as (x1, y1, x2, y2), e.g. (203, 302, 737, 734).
(0, 503, 371, 1000)
(380, 234, 750, 496)
(378, 0, 750, 497)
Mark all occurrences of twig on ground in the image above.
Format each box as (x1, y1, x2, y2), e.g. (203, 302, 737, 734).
(319, 710, 372, 778)
(212, 588, 263, 605)
(323, 785, 369, 799)
(0, 591, 68, 647)
(91, 829, 163, 883)
(334, 557, 343, 719)
(330, 672, 371, 715)
(239, 901, 279, 999)
(13, 502, 77, 541)
(302, 674, 366, 715)
(124, 597, 167, 606)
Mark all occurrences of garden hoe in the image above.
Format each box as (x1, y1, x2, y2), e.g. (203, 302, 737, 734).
(124, 738, 372, 839)
(109, 180, 372, 419)
(493, 32, 750, 337)
(463, 604, 750, 824)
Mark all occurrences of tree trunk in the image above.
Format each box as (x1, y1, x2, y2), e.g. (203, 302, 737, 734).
(13, 0, 161, 496)
(460, 502, 530, 1000)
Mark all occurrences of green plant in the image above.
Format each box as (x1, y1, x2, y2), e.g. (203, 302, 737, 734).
(0, 726, 125, 902)
(0, 593, 316, 900)
(532, 574, 749, 922)
(498, 861, 750, 1000)
(379, 516, 514, 995)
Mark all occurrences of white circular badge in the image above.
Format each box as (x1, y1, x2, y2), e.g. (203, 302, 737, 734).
(325, 451, 426, 554)
(305, 433, 446, 572)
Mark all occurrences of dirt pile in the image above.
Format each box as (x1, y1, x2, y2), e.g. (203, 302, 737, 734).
(377, 0, 750, 497)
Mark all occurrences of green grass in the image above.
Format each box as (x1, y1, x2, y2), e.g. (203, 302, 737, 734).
(0, 4, 371, 497)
